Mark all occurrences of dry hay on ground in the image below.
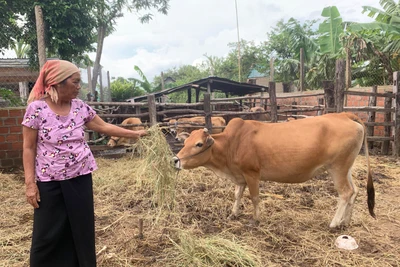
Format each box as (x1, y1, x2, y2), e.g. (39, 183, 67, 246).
(1, 153, 399, 266)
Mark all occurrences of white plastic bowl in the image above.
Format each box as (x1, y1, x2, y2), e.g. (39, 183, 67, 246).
(335, 235, 359, 250)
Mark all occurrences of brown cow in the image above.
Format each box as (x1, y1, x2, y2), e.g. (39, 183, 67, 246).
(223, 106, 270, 123)
(107, 117, 144, 147)
(175, 116, 226, 142)
(249, 106, 270, 121)
(173, 112, 375, 228)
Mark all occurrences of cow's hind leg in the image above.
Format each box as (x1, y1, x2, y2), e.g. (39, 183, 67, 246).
(329, 167, 359, 228)
(228, 184, 246, 220)
(245, 177, 260, 224)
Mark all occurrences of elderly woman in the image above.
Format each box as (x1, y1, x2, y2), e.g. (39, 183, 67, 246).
(22, 60, 146, 267)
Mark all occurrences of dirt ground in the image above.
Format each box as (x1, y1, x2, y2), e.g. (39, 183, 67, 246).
(1, 154, 399, 267)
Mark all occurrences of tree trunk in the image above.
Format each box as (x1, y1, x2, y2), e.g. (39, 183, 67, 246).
(91, 25, 106, 92)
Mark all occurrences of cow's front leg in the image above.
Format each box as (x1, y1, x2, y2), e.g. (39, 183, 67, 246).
(228, 184, 246, 220)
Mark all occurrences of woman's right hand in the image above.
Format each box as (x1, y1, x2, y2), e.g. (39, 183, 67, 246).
(26, 183, 40, 208)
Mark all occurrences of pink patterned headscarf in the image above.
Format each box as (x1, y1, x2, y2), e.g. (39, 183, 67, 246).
(29, 60, 80, 102)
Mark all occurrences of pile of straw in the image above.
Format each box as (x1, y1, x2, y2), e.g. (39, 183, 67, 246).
(167, 230, 261, 267)
(131, 125, 177, 210)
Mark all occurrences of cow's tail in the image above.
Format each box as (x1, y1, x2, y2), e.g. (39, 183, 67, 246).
(347, 113, 376, 218)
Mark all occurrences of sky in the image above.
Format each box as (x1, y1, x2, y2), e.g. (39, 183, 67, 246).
(88, 0, 381, 83)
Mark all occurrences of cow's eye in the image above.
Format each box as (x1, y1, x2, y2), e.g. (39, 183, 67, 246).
(196, 142, 203, 148)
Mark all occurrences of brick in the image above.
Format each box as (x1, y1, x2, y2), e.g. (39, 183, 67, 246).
(9, 126, 22, 133)
(0, 159, 14, 167)
(0, 135, 4, 142)
(0, 110, 9, 118)
(4, 118, 16, 125)
(7, 150, 21, 158)
(16, 117, 23, 124)
(11, 142, 23, 150)
(12, 158, 23, 166)
(6, 134, 20, 142)
(0, 127, 9, 134)
(0, 143, 11, 150)
(9, 110, 23, 117)
(0, 150, 6, 158)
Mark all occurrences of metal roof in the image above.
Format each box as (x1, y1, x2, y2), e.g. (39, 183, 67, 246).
(128, 76, 268, 102)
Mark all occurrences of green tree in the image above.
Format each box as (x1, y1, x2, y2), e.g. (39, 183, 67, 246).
(90, 0, 170, 91)
(265, 18, 318, 88)
(110, 77, 144, 101)
(2, 0, 98, 68)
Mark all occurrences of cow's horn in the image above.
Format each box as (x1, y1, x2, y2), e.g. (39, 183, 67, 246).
(203, 128, 208, 133)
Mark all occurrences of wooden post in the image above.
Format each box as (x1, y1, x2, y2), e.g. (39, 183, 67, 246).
(317, 98, 324, 116)
(299, 48, 305, 92)
(99, 67, 104, 102)
(345, 48, 351, 90)
(204, 93, 212, 131)
(147, 94, 157, 126)
(87, 66, 93, 98)
(195, 89, 200, 103)
(35, 5, 47, 68)
(187, 88, 192, 103)
(161, 72, 165, 91)
(269, 82, 278, 123)
(393, 72, 400, 157)
(381, 95, 392, 155)
(323, 80, 335, 113)
(106, 71, 111, 102)
(270, 58, 275, 82)
(292, 101, 297, 118)
(137, 218, 144, 239)
(367, 85, 378, 149)
(335, 59, 346, 113)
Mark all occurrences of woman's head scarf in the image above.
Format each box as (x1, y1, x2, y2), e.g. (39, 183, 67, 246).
(28, 60, 80, 103)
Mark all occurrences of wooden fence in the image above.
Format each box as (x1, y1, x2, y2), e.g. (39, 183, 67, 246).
(87, 71, 400, 157)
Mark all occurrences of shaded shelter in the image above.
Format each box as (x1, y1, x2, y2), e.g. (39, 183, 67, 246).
(127, 76, 268, 103)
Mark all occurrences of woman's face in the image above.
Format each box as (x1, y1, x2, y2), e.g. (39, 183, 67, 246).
(56, 72, 81, 101)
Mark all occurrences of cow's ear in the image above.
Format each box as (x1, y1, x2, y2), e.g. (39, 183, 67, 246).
(206, 136, 214, 146)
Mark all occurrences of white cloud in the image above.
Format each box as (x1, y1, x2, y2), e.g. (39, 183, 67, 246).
(91, 0, 380, 81)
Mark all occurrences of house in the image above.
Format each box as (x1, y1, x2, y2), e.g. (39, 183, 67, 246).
(0, 59, 38, 100)
(247, 68, 285, 93)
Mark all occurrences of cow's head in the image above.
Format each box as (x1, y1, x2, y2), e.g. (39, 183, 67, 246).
(107, 137, 119, 147)
(173, 128, 214, 169)
(168, 119, 177, 134)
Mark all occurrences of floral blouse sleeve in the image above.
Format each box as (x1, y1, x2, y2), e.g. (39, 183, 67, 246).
(22, 102, 42, 129)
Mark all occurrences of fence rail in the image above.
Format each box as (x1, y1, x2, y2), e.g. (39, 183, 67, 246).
(86, 72, 400, 156)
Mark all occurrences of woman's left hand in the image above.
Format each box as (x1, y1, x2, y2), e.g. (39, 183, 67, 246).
(136, 130, 148, 137)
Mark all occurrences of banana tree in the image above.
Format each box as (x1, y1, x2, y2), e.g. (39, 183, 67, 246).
(10, 38, 30, 58)
(346, 0, 400, 84)
(131, 65, 160, 93)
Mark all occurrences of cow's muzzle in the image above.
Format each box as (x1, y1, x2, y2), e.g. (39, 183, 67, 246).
(172, 156, 181, 169)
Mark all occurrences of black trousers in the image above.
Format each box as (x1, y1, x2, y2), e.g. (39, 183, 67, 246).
(30, 173, 96, 267)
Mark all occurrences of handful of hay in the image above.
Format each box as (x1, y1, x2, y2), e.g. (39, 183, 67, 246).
(131, 125, 177, 210)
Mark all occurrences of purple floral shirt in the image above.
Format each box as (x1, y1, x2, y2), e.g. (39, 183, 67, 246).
(22, 99, 98, 182)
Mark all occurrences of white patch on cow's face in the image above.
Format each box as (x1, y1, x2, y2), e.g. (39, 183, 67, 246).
(175, 132, 191, 142)
(107, 139, 117, 147)
(172, 156, 181, 169)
